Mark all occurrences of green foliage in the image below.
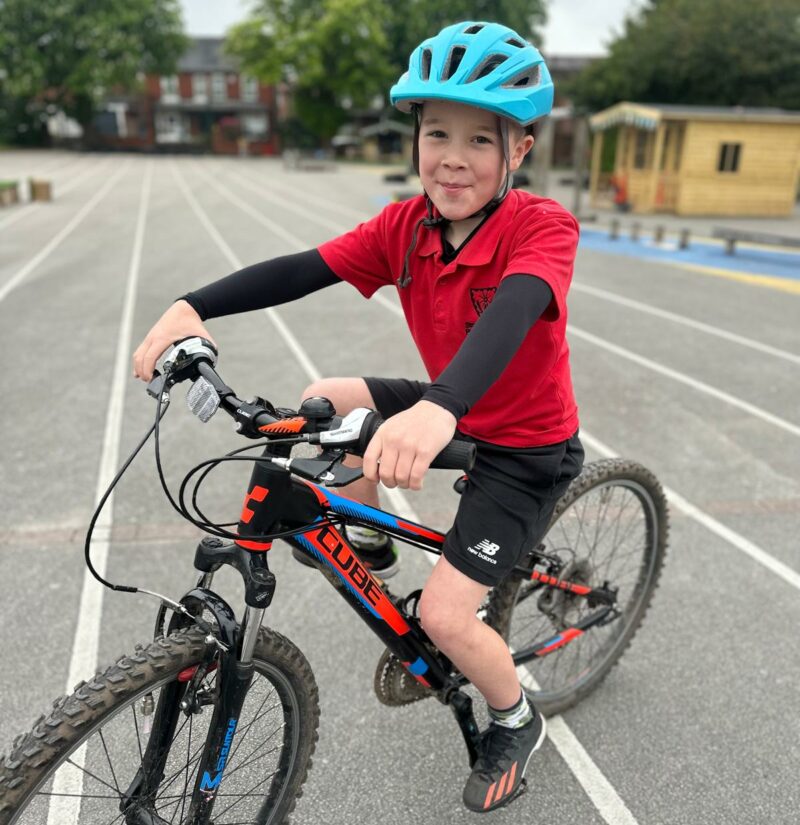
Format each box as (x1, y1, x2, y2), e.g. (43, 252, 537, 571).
(227, 0, 546, 144)
(0, 0, 186, 143)
(568, 0, 800, 111)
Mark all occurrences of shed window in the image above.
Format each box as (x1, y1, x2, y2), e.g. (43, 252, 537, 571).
(718, 143, 741, 173)
(633, 130, 650, 169)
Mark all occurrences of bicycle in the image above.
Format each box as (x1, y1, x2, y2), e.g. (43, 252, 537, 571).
(0, 337, 668, 824)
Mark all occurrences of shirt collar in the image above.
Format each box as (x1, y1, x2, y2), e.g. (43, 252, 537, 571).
(414, 190, 518, 266)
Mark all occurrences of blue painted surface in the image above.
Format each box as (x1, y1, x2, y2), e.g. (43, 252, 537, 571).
(579, 227, 800, 281)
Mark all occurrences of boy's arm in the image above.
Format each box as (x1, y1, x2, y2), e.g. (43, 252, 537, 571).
(180, 249, 340, 320)
(133, 250, 339, 381)
(362, 275, 552, 491)
(421, 274, 553, 418)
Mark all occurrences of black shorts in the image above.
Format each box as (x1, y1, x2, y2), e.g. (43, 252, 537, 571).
(363, 377, 585, 587)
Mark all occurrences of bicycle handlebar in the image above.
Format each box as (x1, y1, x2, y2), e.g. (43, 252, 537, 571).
(154, 337, 476, 473)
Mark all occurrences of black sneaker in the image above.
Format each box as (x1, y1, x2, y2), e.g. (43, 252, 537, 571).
(291, 537, 400, 579)
(462, 707, 546, 813)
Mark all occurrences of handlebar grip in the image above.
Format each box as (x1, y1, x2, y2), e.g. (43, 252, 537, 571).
(430, 438, 476, 471)
(358, 412, 476, 472)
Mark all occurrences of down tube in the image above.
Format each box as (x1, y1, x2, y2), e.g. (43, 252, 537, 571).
(286, 524, 450, 691)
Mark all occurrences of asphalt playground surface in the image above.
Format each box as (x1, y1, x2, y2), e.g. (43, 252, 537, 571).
(1, 150, 799, 824)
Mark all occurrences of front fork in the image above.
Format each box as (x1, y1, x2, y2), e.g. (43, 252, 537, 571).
(122, 543, 275, 825)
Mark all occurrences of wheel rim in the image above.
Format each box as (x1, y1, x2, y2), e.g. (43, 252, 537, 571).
(509, 478, 660, 705)
(10, 656, 302, 825)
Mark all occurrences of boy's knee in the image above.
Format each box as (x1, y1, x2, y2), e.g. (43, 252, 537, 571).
(419, 587, 463, 645)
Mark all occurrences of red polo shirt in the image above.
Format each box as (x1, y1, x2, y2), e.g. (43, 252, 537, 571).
(317, 189, 580, 447)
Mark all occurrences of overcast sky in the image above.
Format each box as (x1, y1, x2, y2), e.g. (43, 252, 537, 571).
(179, 0, 646, 55)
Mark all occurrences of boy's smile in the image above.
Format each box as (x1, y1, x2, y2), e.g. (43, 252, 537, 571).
(418, 99, 534, 235)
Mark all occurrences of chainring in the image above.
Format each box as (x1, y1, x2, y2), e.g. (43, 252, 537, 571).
(373, 648, 433, 706)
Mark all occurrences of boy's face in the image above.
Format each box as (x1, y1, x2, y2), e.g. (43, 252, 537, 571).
(418, 99, 533, 222)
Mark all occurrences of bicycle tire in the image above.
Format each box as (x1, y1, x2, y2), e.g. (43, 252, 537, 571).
(0, 626, 319, 825)
(486, 458, 668, 717)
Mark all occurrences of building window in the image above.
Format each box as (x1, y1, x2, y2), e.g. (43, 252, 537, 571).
(672, 125, 684, 171)
(242, 76, 259, 103)
(633, 130, 650, 169)
(211, 72, 226, 101)
(192, 73, 208, 102)
(718, 142, 741, 173)
(160, 75, 179, 100)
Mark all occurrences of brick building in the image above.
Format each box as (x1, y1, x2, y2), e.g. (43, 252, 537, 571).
(90, 37, 281, 155)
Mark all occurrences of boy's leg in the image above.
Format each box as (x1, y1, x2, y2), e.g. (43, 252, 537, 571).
(295, 377, 427, 577)
(422, 432, 584, 811)
(420, 556, 544, 812)
(419, 556, 520, 708)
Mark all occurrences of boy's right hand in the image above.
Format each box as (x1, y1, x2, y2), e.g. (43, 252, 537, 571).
(132, 300, 216, 382)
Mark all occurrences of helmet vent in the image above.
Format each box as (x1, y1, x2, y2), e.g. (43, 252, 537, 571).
(468, 54, 509, 82)
(421, 49, 432, 81)
(464, 24, 485, 34)
(506, 37, 525, 48)
(443, 46, 466, 80)
(503, 65, 541, 88)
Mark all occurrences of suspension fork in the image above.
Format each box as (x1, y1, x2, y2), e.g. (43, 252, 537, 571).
(122, 552, 276, 824)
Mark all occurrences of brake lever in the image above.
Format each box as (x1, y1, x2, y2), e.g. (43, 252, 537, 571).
(146, 369, 171, 400)
(280, 449, 364, 487)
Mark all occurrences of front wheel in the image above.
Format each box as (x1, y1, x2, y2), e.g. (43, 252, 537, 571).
(486, 459, 668, 716)
(0, 627, 319, 825)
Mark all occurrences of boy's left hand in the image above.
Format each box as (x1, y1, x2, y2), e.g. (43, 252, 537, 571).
(362, 400, 457, 491)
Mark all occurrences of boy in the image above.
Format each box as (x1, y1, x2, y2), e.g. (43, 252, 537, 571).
(133, 21, 584, 812)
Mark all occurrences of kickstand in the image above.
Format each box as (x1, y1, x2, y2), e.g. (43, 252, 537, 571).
(449, 691, 482, 767)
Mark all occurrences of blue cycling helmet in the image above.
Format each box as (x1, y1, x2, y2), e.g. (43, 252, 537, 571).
(390, 21, 553, 125)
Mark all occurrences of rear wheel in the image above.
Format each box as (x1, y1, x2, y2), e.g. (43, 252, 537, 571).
(0, 627, 319, 825)
(486, 459, 668, 716)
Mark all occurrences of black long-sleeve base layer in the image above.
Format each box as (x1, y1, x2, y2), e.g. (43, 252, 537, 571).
(179, 249, 553, 420)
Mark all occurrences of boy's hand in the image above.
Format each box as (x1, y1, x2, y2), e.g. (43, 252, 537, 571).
(363, 400, 457, 491)
(133, 300, 216, 382)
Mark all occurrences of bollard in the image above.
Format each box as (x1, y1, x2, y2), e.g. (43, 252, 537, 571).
(631, 222, 640, 241)
(654, 225, 664, 244)
(29, 179, 52, 202)
(610, 219, 619, 240)
(679, 228, 690, 249)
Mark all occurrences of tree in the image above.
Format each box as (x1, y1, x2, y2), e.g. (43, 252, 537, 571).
(568, 0, 800, 111)
(227, 0, 547, 145)
(0, 0, 186, 145)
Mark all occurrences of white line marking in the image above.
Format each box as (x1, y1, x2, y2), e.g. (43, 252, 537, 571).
(578, 431, 800, 593)
(0, 157, 112, 232)
(221, 158, 374, 224)
(0, 160, 130, 304)
(568, 324, 800, 438)
(371, 292, 800, 591)
(47, 161, 152, 825)
(572, 282, 800, 366)
(173, 166, 639, 825)
(172, 162, 322, 382)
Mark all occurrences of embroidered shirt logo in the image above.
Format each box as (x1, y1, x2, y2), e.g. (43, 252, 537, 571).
(467, 539, 501, 564)
(465, 287, 497, 334)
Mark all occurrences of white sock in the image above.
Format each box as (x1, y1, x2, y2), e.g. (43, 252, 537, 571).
(488, 692, 534, 729)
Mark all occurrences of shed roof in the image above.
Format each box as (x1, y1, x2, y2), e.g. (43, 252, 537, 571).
(590, 101, 800, 131)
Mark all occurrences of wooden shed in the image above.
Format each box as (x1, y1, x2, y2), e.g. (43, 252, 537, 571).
(588, 102, 800, 216)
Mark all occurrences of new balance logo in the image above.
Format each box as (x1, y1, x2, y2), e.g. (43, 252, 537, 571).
(475, 539, 500, 556)
(467, 539, 501, 564)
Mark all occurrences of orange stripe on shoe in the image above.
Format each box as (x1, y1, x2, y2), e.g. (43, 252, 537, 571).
(506, 761, 518, 794)
(483, 782, 497, 810)
(494, 771, 509, 803)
